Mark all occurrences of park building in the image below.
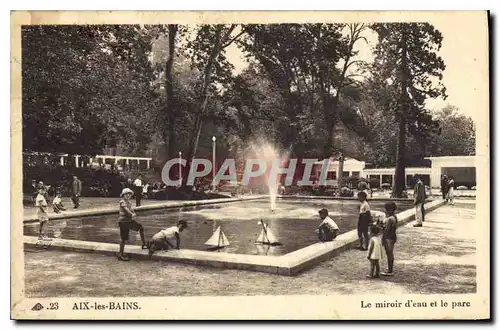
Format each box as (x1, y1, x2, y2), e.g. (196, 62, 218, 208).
(23, 151, 153, 171)
(313, 156, 476, 189)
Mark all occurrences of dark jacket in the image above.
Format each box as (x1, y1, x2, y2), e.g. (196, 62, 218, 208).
(72, 179, 82, 195)
(414, 180, 425, 204)
(441, 177, 449, 192)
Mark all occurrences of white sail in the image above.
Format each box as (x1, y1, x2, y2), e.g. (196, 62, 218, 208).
(219, 230, 230, 247)
(205, 226, 230, 247)
(256, 223, 280, 245)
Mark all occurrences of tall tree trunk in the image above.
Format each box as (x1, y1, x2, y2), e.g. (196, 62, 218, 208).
(393, 112, 406, 197)
(322, 24, 362, 159)
(392, 27, 409, 198)
(164, 25, 178, 159)
(323, 117, 335, 158)
(185, 27, 223, 164)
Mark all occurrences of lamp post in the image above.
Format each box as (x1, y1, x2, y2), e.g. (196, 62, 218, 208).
(212, 136, 216, 191)
(178, 151, 182, 187)
(338, 152, 344, 189)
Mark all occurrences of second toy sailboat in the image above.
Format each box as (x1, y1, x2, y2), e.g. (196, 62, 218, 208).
(256, 220, 281, 246)
(205, 225, 230, 250)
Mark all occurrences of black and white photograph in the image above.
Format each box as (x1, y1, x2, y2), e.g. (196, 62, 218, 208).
(10, 11, 490, 320)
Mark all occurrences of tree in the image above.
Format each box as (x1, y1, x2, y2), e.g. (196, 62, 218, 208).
(164, 25, 179, 159)
(371, 23, 447, 197)
(239, 23, 368, 157)
(22, 25, 160, 156)
(184, 24, 247, 163)
(220, 62, 284, 144)
(430, 105, 475, 156)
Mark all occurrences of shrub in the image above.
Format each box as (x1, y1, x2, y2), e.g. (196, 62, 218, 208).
(340, 187, 354, 197)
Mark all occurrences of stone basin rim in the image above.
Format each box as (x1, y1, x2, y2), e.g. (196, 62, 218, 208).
(23, 199, 445, 276)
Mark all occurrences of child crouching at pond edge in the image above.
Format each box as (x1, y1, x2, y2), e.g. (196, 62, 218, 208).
(366, 225, 382, 279)
(117, 188, 148, 261)
(317, 209, 339, 242)
(148, 220, 188, 259)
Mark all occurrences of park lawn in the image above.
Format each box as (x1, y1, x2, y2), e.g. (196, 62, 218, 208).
(24, 204, 476, 297)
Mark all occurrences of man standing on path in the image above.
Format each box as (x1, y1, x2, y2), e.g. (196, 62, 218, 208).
(71, 175, 82, 209)
(413, 174, 425, 227)
(133, 174, 143, 207)
(441, 174, 449, 202)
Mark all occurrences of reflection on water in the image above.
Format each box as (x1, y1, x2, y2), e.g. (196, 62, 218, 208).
(24, 199, 413, 256)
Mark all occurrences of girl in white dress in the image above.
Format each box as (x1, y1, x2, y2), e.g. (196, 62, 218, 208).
(366, 225, 383, 278)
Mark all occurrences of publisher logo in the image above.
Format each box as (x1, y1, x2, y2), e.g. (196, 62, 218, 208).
(31, 303, 44, 311)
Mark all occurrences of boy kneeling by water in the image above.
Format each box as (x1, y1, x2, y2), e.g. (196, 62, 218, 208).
(148, 220, 188, 259)
(117, 188, 148, 261)
(317, 208, 339, 242)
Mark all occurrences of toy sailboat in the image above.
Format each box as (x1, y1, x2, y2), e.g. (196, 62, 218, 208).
(205, 226, 230, 250)
(256, 220, 282, 246)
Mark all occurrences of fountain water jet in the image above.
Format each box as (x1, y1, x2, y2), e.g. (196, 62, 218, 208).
(247, 141, 291, 212)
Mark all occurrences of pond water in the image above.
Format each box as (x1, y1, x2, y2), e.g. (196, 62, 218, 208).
(24, 198, 415, 256)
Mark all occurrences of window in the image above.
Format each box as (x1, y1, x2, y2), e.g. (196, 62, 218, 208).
(381, 175, 393, 185)
(327, 171, 337, 180)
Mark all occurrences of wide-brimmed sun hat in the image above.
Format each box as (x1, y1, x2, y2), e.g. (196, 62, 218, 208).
(120, 188, 134, 197)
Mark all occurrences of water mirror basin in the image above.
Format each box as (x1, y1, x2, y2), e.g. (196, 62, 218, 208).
(24, 199, 415, 255)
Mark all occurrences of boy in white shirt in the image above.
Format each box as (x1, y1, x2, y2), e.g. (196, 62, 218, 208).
(317, 209, 339, 242)
(35, 186, 50, 240)
(148, 220, 188, 259)
(357, 191, 371, 250)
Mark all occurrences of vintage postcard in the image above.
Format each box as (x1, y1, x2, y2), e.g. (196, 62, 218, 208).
(11, 11, 490, 320)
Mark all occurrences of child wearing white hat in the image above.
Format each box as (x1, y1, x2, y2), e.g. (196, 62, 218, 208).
(117, 188, 148, 261)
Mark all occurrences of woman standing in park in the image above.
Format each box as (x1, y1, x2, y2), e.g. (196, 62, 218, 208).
(441, 175, 449, 201)
(413, 175, 425, 227)
(447, 176, 455, 205)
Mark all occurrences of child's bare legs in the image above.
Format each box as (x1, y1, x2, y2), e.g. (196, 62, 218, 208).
(383, 239, 395, 275)
(39, 220, 49, 238)
(368, 260, 380, 278)
(148, 242, 156, 259)
(38, 221, 44, 238)
(118, 240, 131, 261)
(148, 239, 169, 259)
(362, 229, 369, 249)
(118, 223, 131, 261)
(357, 227, 364, 249)
(139, 227, 147, 248)
(130, 221, 147, 249)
